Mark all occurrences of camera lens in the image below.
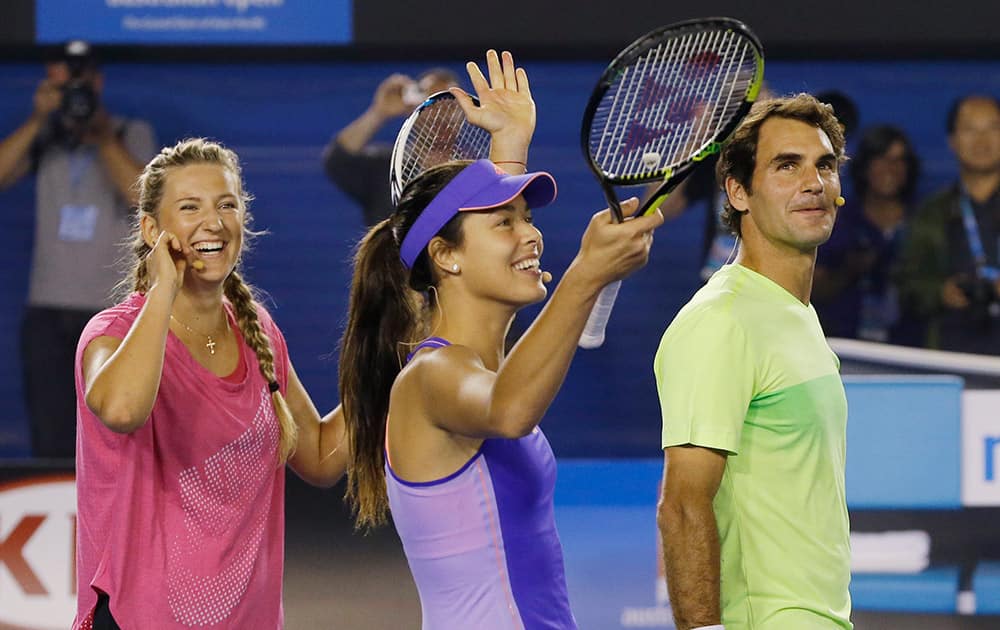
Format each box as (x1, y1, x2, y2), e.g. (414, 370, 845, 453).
(61, 80, 96, 123)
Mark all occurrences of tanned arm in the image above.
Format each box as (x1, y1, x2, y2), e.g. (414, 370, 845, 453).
(657, 444, 728, 630)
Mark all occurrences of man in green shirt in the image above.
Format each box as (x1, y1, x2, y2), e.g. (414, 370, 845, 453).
(654, 94, 852, 630)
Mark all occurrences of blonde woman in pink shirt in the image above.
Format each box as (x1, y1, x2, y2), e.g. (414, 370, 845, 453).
(73, 138, 346, 629)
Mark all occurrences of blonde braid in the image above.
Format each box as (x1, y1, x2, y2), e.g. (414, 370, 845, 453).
(224, 271, 298, 464)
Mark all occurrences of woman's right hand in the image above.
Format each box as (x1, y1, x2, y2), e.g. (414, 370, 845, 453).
(83, 230, 198, 434)
(573, 197, 664, 290)
(146, 230, 197, 297)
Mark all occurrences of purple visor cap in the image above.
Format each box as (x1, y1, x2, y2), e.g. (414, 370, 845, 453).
(399, 159, 558, 268)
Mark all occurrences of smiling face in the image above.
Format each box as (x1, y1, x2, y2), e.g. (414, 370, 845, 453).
(727, 116, 842, 254)
(141, 162, 245, 286)
(447, 195, 547, 307)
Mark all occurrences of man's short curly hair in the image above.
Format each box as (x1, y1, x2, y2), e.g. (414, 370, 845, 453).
(716, 93, 847, 237)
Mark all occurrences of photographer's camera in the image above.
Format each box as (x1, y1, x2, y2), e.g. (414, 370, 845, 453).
(59, 41, 98, 125)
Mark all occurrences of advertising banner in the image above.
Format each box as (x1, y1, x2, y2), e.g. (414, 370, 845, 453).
(36, 0, 351, 45)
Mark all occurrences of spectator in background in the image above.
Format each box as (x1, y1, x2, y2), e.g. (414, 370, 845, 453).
(896, 95, 1000, 354)
(814, 125, 922, 344)
(323, 68, 458, 227)
(815, 89, 860, 145)
(0, 40, 156, 458)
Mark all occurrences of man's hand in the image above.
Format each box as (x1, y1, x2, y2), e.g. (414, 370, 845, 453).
(32, 79, 62, 122)
(942, 275, 972, 309)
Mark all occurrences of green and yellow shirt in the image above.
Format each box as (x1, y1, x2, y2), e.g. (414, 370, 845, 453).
(654, 263, 852, 630)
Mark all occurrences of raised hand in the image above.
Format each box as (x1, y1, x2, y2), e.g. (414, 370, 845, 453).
(32, 78, 62, 121)
(451, 49, 535, 169)
(371, 73, 417, 121)
(146, 230, 201, 297)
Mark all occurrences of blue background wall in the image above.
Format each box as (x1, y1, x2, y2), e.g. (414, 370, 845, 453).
(0, 59, 998, 457)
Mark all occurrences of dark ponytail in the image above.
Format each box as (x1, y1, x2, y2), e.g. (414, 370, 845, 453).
(339, 218, 422, 528)
(339, 160, 472, 529)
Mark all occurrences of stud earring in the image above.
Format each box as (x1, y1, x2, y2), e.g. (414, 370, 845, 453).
(452, 264, 460, 272)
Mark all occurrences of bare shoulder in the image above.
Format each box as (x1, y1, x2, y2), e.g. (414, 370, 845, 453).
(394, 343, 487, 401)
(387, 343, 488, 477)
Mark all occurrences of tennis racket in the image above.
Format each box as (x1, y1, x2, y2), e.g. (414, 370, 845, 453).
(578, 17, 765, 348)
(389, 91, 492, 205)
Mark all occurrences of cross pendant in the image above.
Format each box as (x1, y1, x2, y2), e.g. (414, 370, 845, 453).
(206, 337, 216, 355)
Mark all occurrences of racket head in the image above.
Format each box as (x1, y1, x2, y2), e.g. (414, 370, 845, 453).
(581, 17, 765, 215)
(389, 91, 491, 205)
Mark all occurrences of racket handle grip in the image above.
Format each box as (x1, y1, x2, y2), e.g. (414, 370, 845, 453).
(578, 280, 622, 349)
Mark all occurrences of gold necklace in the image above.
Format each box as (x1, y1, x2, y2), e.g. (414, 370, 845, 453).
(170, 313, 229, 355)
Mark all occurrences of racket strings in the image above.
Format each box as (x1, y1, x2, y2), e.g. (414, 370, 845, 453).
(397, 101, 491, 196)
(590, 28, 759, 178)
(402, 103, 464, 183)
(619, 32, 742, 161)
(627, 36, 751, 170)
(654, 34, 753, 164)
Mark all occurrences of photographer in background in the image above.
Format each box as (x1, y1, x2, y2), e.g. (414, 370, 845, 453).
(896, 95, 1000, 354)
(0, 40, 156, 458)
(322, 67, 457, 227)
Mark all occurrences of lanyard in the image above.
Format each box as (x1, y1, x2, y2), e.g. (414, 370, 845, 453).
(68, 149, 95, 193)
(959, 192, 1000, 282)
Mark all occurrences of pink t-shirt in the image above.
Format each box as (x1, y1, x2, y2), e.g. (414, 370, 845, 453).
(73, 292, 290, 629)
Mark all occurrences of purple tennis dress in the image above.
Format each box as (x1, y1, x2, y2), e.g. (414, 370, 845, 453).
(385, 337, 577, 629)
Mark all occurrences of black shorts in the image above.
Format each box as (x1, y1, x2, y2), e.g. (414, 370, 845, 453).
(93, 593, 121, 630)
